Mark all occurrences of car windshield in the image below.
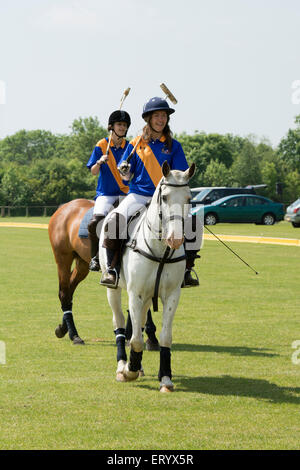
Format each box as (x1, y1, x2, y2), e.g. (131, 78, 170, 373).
(191, 189, 211, 201)
(211, 195, 244, 206)
(290, 198, 300, 208)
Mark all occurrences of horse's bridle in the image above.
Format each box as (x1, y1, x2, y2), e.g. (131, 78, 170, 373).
(145, 179, 190, 241)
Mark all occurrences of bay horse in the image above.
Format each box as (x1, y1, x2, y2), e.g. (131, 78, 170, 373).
(48, 199, 159, 346)
(99, 162, 195, 392)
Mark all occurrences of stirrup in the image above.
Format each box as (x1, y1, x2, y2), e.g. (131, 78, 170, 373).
(100, 268, 119, 289)
(181, 268, 199, 288)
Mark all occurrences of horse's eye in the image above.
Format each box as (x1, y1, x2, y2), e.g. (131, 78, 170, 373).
(162, 195, 167, 203)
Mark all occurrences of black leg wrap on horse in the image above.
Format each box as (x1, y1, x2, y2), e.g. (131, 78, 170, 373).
(114, 328, 127, 362)
(129, 349, 143, 372)
(158, 346, 172, 381)
(61, 300, 72, 312)
(59, 316, 68, 336)
(145, 310, 158, 343)
(63, 311, 79, 341)
(125, 311, 132, 341)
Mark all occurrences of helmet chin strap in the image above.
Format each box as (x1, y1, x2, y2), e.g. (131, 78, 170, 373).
(112, 129, 127, 139)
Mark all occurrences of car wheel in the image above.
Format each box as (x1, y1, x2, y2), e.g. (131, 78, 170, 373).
(204, 213, 218, 225)
(292, 222, 300, 228)
(262, 213, 275, 225)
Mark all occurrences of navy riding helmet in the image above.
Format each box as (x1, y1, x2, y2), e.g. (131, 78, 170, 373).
(142, 97, 175, 120)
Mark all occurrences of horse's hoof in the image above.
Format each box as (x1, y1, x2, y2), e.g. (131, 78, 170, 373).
(139, 367, 145, 377)
(127, 372, 139, 381)
(116, 360, 126, 382)
(159, 376, 174, 392)
(72, 336, 85, 345)
(145, 338, 160, 351)
(116, 372, 127, 382)
(160, 385, 173, 393)
(123, 364, 139, 382)
(116, 370, 139, 382)
(55, 324, 68, 338)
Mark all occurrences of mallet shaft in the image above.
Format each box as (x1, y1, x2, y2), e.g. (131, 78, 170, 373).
(119, 87, 131, 110)
(126, 135, 142, 163)
(105, 87, 131, 157)
(204, 225, 259, 275)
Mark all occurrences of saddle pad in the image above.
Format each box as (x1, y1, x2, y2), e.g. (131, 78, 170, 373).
(78, 207, 94, 238)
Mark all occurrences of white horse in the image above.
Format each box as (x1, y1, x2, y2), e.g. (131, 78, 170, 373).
(99, 161, 196, 392)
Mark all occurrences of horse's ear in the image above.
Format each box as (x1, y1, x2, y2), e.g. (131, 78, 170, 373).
(162, 160, 170, 177)
(183, 162, 196, 180)
(188, 163, 196, 179)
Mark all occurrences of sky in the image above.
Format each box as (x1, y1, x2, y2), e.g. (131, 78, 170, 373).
(1, 0, 300, 147)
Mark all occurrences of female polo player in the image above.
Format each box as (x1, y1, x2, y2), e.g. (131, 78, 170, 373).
(100, 97, 202, 287)
(86, 110, 131, 271)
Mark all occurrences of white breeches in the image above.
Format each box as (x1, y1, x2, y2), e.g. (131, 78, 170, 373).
(111, 192, 151, 220)
(106, 192, 203, 251)
(94, 195, 126, 216)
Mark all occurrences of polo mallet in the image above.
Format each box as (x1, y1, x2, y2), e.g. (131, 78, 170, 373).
(104, 87, 131, 157)
(121, 83, 177, 172)
(160, 82, 178, 105)
(204, 225, 259, 275)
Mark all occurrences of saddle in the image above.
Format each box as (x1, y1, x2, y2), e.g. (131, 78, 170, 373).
(78, 207, 94, 239)
(78, 198, 122, 239)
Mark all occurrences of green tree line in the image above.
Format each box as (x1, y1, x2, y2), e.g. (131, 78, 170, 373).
(0, 115, 299, 208)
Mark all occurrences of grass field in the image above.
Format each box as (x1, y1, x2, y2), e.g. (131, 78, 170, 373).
(0, 218, 299, 450)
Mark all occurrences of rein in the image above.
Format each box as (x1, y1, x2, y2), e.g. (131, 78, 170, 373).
(127, 179, 189, 311)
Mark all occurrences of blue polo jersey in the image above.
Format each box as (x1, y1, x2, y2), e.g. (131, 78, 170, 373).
(118, 136, 189, 197)
(87, 137, 129, 198)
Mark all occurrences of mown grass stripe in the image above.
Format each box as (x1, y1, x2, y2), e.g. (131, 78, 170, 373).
(1, 222, 299, 247)
(204, 233, 300, 247)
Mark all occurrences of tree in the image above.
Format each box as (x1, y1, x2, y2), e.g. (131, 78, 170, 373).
(203, 159, 232, 186)
(231, 140, 262, 187)
(278, 115, 300, 172)
(176, 132, 235, 186)
(283, 170, 300, 204)
(67, 116, 107, 165)
(260, 161, 278, 201)
(1, 163, 33, 205)
(0, 129, 58, 165)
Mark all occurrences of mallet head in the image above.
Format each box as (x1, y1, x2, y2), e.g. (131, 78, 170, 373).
(160, 83, 178, 104)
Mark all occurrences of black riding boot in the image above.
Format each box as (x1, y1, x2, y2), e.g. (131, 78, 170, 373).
(100, 213, 125, 288)
(182, 250, 200, 288)
(100, 247, 120, 288)
(88, 214, 105, 271)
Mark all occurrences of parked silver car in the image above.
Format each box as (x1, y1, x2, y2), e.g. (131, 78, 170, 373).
(284, 198, 300, 227)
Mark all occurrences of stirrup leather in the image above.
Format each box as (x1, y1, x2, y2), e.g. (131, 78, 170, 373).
(100, 268, 119, 289)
